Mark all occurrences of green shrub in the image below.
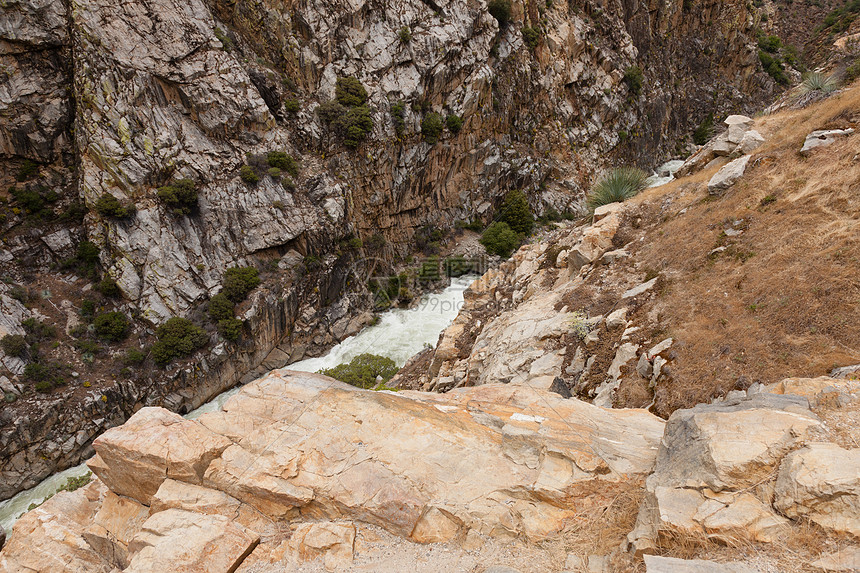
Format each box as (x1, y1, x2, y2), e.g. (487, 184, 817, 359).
(93, 311, 130, 341)
(94, 193, 135, 218)
(488, 0, 512, 26)
(208, 293, 235, 322)
(266, 151, 299, 177)
(586, 167, 648, 212)
(319, 353, 399, 389)
(759, 51, 789, 85)
(800, 71, 838, 94)
(499, 189, 534, 235)
(317, 100, 348, 125)
(17, 160, 39, 182)
(758, 34, 782, 53)
(480, 222, 522, 258)
(522, 26, 540, 49)
(335, 77, 368, 107)
(10, 187, 49, 216)
(80, 299, 96, 320)
(284, 98, 300, 113)
(239, 165, 260, 185)
(342, 105, 373, 147)
(22, 318, 55, 341)
(152, 317, 208, 366)
(123, 348, 146, 365)
(223, 266, 260, 302)
(624, 66, 644, 96)
(391, 101, 406, 135)
(446, 114, 463, 134)
(399, 26, 412, 43)
(97, 277, 121, 298)
(157, 179, 198, 215)
(23, 361, 67, 389)
(845, 58, 860, 83)
(421, 112, 444, 144)
(60, 240, 101, 280)
(268, 167, 282, 179)
(217, 318, 243, 341)
(1, 334, 27, 358)
(693, 114, 715, 145)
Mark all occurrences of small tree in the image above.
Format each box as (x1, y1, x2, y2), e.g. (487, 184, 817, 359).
(480, 222, 522, 258)
(93, 311, 130, 342)
(1, 334, 27, 358)
(152, 317, 208, 366)
(446, 114, 463, 134)
(421, 112, 444, 144)
(157, 179, 198, 215)
(208, 293, 235, 321)
(624, 66, 644, 96)
(335, 77, 369, 107)
(266, 151, 299, 177)
(488, 0, 512, 26)
(499, 189, 534, 235)
(319, 353, 399, 388)
(223, 266, 261, 302)
(390, 101, 406, 136)
(94, 193, 135, 218)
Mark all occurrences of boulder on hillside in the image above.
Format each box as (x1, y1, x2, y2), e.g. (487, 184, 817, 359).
(628, 393, 820, 553)
(774, 443, 860, 537)
(800, 129, 854, 156)
(87, 407, 233, 505)
(707, 155, 750, 195)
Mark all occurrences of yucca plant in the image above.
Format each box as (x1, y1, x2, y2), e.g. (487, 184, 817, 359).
(586, 167, 649, 213)
(800, 72, 838, 94)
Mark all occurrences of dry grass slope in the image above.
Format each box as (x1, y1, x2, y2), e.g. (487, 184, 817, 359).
(617, 85, 860, 416)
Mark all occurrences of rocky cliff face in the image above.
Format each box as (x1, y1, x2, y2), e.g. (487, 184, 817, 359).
(0, 0, 777, 500)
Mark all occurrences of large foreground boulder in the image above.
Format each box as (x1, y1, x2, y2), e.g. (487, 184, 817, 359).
(628, 393, 820, 552)
(1, 370, 665, 572)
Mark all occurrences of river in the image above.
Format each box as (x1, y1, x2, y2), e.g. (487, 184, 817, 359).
(0, 275, 476, 533)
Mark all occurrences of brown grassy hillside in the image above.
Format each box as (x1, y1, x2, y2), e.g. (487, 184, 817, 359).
(615, 83, 860, 416)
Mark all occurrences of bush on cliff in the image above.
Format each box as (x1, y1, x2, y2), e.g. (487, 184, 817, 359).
(1, 334, 27, 358)
(94, 193, 136, 219)
(624, 66, 644, 96)
(217, 318, 243, 342)
(223, 266, 261, 302)
(318, 79, 374, 148)
(208, 293, 235, 322)
(586, 167, 648, 213)
(266, 151, 299, 177)
(157, 178, 198, 215)
(488, 0, 512, 26)
(498, 189, 534, 235)
(335, 76, 369, 108)
(93, 311, 130, 342)
(421, 112, 444, 144)
(480, 222, 522, 258)
(152, 317, 208, 366)
(319, 353, 399, 389)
